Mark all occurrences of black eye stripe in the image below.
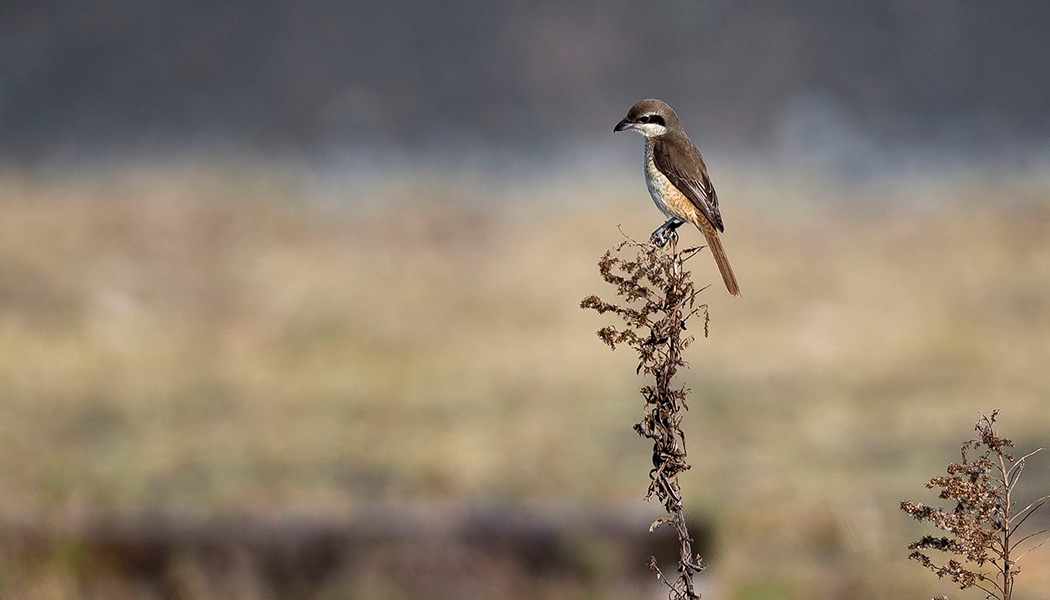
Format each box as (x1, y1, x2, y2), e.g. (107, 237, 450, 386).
(638, 114, 665, 126)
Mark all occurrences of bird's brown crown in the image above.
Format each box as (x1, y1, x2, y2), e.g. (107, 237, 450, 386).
(622, 98, 682, 130)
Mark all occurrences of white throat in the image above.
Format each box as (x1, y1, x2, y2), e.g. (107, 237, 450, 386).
(632, 123, 668, 138)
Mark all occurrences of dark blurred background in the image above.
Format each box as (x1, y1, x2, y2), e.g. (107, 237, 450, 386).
(2, 2, 1050, 600)
(4, 0, 1049, 172)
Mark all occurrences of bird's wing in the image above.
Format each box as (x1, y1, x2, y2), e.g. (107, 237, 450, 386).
(653, 136, 724, 232)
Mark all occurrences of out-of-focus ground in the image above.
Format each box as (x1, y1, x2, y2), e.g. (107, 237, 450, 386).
(1, 164, 1048, 599)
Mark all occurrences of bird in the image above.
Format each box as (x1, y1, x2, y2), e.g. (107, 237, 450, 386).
(614, 98, 740, 296)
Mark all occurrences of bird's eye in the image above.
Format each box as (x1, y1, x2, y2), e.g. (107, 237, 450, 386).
(648, 115, 666, 126)
(638, 115, 651, 123)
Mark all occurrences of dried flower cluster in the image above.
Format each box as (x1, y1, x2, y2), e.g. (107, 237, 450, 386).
(901, 410, 1048, 600)
(581, 233, 710, 600)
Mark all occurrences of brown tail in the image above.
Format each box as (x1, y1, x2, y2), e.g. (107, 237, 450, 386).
(698, 226, 741, 296)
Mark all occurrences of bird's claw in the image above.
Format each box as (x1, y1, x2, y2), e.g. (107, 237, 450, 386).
(649, 226, 678, 248)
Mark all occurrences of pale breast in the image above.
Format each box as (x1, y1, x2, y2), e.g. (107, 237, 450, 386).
(644, 142, 698, 224)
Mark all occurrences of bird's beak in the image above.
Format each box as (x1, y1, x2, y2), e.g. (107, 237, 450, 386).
(613, 118, 632, 132)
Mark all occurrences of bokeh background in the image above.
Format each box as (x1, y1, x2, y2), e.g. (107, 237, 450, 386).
(2, 2, 1049, 599)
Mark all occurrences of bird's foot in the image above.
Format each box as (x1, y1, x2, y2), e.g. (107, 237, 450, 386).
(648, 228, 665, 246)
(649, 221, 681, 248)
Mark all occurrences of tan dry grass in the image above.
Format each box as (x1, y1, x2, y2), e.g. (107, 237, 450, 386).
(0, 165, 1048, 598)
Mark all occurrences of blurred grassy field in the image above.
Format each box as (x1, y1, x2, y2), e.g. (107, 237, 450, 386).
(0, 164, 1048, 599)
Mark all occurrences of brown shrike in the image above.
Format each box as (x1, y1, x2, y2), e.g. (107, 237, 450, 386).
(614, 98, 740, 296)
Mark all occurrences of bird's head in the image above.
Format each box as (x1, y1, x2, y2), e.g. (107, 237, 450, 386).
(614, 98, 681, 138)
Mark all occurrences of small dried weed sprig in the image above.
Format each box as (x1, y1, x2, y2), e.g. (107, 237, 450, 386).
(581, 231, 710, 600)
(901, 410, 1049, 600)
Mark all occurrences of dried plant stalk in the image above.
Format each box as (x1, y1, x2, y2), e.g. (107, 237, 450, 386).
(901, 410, 1049, 600)
(581, 232, 710, 599)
